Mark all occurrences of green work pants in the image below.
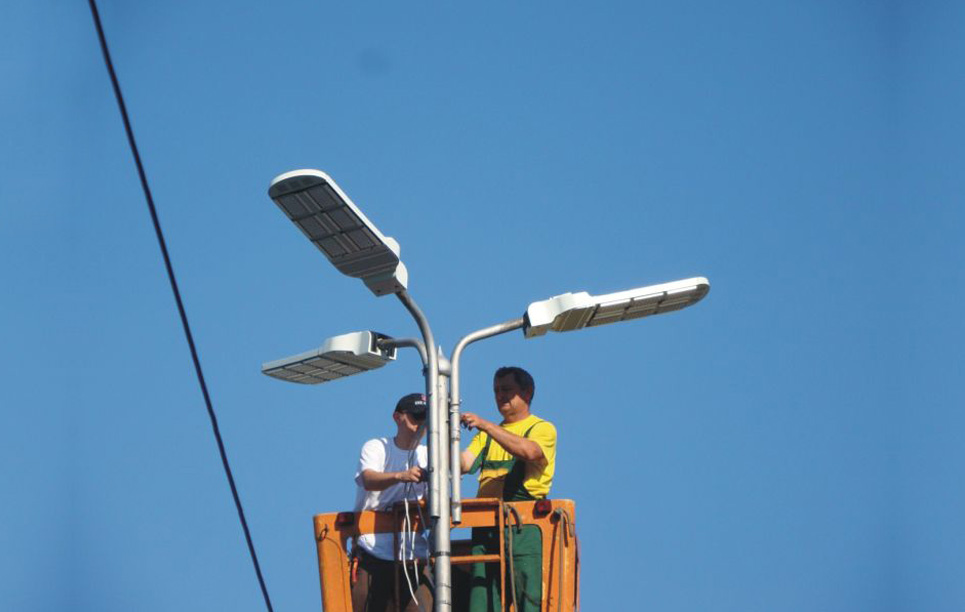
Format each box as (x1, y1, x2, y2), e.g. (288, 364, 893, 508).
(469, 525, 542, 612)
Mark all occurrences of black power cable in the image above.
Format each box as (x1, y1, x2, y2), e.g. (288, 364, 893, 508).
(86, 2, 274, 611)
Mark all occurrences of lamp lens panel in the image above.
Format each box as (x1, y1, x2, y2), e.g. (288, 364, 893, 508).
(657, 298, 689, 312)
(347, 228, 376, 249)
(272, 179, 380, 262)
(319, 237, 348, 258)
(586, 298, 632, 327)
(552, 307, 594, 333)
(586, 312, 622, 326)
(263, 352, 384, 385)
(586, 281, 709, 327)
(624, 299, 661, 316)
(318, 184, 344, 211)
(298, 185, 337, 212)
(277, 193, 313, 218)
(620, 307, 660, 322)
(328, 207, 360, 230)
(297, 216, 330, 240)
(279, 196, 386, 265)
(625, 302, 658, 316)
(314, 213, 340, 234)
(595, 298, 632, 315)
(326, 363, 361, 376)
(296, 191, 325, 214)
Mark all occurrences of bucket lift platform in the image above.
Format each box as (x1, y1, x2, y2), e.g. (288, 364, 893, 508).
(313, 498, 579, 611)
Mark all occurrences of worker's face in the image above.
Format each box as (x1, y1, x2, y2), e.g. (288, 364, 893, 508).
(493, 374, 532, 419)
(395, 411, 426, 437)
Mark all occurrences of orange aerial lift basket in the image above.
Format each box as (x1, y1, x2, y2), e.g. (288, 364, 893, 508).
(313, 498, 580, 611)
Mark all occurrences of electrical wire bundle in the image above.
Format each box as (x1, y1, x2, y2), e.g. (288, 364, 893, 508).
(400, 438, 430, 612)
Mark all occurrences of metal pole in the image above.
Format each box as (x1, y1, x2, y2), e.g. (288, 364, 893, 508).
(448, 317, 525, 523)
(377, 337, 428, 367)
(396, 291, 451, 612)
(436, 350, 452, 608)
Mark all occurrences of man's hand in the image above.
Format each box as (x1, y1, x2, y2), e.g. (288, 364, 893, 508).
(397, 466, 424, 483)
(360, 467, 424, 491)
(461, 412, 545, 464)
(461, 412, 493, 432)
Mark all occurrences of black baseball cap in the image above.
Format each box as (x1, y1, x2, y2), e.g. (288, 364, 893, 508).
(395, 393, 427, 419)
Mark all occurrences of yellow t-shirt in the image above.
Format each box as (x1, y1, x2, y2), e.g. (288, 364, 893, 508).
(466, 414, 557, 500)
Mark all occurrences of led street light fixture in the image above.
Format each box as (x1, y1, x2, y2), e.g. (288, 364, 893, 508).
(523, 277, 710, 338)
(262, 331, 397, 384)
(268, 169, 408, 296)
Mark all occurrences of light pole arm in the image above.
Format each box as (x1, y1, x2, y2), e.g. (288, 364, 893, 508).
(377, 337, 428, 367)
(395, 290, 453, 612)
(395, 291, 441, 517)
(449, 317, 525, 524)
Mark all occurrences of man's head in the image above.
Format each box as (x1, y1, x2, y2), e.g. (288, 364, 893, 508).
(493, 366, 535, 422)
(393, 392, 428, 435)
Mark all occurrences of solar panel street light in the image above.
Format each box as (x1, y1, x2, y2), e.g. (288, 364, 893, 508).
(268, 169, 408, 296)
(261, 331, 396, 385)
(523, 277, 710, 338)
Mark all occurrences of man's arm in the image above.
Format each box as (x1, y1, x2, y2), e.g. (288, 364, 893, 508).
(460, 448, 478, 474)
(460, 412, 544, 463)
(359, 466, 424, 491)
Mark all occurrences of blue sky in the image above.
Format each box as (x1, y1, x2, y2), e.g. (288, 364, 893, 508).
(2, 1, 963, 611)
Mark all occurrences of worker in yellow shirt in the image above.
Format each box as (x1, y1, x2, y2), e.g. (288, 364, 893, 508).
(461, 366, 557, 612)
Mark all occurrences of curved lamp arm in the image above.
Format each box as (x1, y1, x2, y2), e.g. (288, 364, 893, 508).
(448, 317, 525, 523)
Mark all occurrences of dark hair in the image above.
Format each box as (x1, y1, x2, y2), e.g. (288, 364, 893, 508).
(494, 366, 535, 401)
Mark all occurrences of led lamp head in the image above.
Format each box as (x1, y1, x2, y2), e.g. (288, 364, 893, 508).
(523, 277, 710, 338)
(268, 169, 408, 296)
(262, 331, 396, 384)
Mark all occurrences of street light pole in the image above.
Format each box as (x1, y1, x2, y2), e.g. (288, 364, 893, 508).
(267, 169, 456, 611)
(435, 352, 452, 608)
(265, 169, 711, 612)
(396, 291, 452, 611)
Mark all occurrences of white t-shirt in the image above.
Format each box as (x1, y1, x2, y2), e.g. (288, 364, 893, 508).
(353, 437, 428, 561)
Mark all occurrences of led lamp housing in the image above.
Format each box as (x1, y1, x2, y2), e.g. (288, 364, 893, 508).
(523, 277, 710, 338)
(269, 169, 408, 296)
(262, 331, 396, 384)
